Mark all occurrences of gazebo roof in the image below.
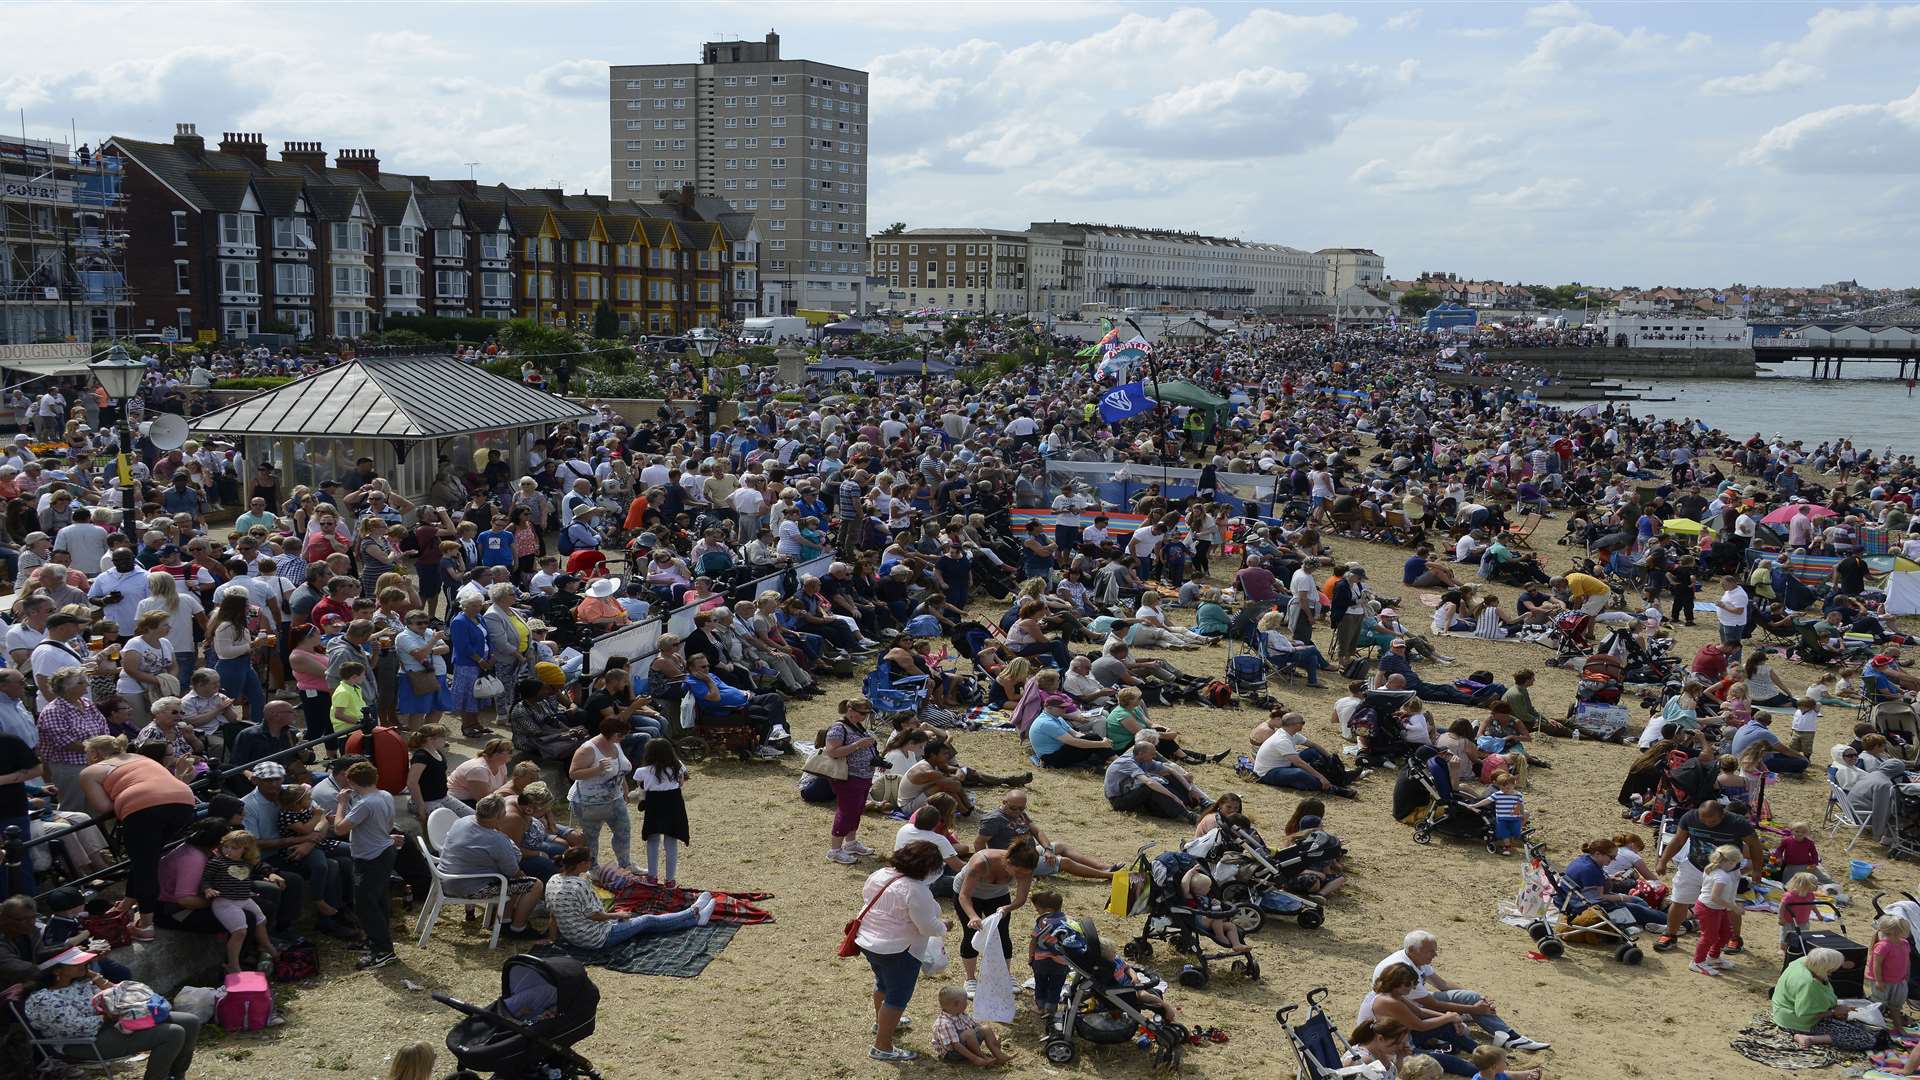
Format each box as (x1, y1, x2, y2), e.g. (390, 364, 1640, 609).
(189, 354, 589, 441)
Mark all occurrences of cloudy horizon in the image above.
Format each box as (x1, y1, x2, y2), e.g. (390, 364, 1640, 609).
(4, 1, 1913, 289)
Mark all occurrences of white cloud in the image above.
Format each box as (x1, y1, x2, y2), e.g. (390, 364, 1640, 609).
(528, 59, 610, 99)
(1385, 9, 1422, 31)
(1516, 19, 1707, 77)
(1016, 155, 1176, 201)
(1395, 59, 1421, 84)
(1471, 177, 1585, 209)
(1788, 4, 1920, 58)
(947, 121, 1056, 170)
(1740, 85, 1920, 173)
(1352, 130, 1506, 193)
(1525, 2, 1589, 26)
(1103, 65, 1383, 159)
(993, 8, 1356, 94)
(1635, 196, 1718, 238)
(1700, 59, 1818, 97)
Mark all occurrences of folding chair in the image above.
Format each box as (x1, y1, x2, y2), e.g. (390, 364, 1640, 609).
(1505, 512, 1544, 551)
(8, 992, 126, 1076)
(1825, 780, 1870, 852)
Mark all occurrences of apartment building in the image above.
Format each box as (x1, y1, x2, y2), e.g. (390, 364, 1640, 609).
(866, 228, 1040, 315)
(110, 125, 750, 341)
(0, 137, 131, 344)
(1317, 247, 1386, 298)
(1030, 222, 1326, 312)
(610, 30, 868, 315)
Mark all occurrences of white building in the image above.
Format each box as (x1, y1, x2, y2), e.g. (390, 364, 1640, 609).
(1318, 247, 1385, 297)
(1597, 313, 1751, 350)
(1029, 221, 1325, 311)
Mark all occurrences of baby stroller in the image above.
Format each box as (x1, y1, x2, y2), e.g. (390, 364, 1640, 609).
(1596, 626, 1678, 684)
(1185, 822, 1327, 930)
(1397, 746, 1500, 853)
(1123, 847, 1261, 990)
(1573, 653, 1625, 707)
(1540, 611, 1596, 668)
(1508, 831, 1645, 965)
(861, 666, 928, 727)
(1042, 917, 1187, 1069)
(1225, 645, 1276, 710)
(1276, 988, 1378, 1079)
(435, 955, 601, 1080)
(1349, 688, 1418, 770)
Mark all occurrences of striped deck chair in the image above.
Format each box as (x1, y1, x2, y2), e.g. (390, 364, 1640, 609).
(1784, 551, 1841, 585)
(1859, 524, 1892, 557)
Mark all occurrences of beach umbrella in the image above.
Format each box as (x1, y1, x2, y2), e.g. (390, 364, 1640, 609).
(1662, 518, 1707, 535)
(1759, 504, 1837, 526)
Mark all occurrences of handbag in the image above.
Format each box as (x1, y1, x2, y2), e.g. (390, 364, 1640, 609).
(802, 746, 850, 781)
(839, 874, 902, 958)
(472, 674, 506, 700)
(407, 669, 440, 695)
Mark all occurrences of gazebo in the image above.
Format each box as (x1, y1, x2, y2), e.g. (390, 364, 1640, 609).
(188, 354, 590, 502)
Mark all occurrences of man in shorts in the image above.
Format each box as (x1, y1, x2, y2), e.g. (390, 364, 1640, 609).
(1650, 797, 1765, 954)
(972, 789, 1115, 880)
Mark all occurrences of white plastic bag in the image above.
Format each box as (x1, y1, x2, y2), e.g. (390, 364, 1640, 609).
(920, 934, 949, 975)
(171, 986, 219, 1023)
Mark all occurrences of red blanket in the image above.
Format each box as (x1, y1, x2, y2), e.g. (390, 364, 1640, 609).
(608, 880, 777, 925)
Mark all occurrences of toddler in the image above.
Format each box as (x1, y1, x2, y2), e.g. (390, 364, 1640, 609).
(1469, 1043, 1543, 1080)
(1028, 891, 1070, 1021)
(1180, 869, 1254, 957)
(1723, 683, 1752, 729)
(1776, 822, 1831, 886)
(277, 783, 346, 856)
(200, 829, 277, 974)
(1713, 754, 1748, 803)
(931, 985, 1015, 1067)
(1868, 914, 1912, 1035)
(1101, 938, 1181, 1026)
(1690, 844, 1743, 976)
(1789, 697, 1821, 759)
(1471, 772, 1525, 855)
(1778, 872, 1820, 944)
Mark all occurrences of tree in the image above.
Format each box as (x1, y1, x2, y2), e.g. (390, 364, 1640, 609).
(1526, 284, 1589, 309)
(1398, 289, 1442, 317)
(592, 298, 618, 340)
(497, 317, 576, 358)
(882, 222, 907, 235)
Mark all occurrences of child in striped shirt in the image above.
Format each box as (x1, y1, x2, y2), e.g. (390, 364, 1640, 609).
(1474, 771, 1526, 855)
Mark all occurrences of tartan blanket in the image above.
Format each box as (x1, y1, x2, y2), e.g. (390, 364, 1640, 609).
(603, 877, 777, 925)
(535, 924, 739, 979)
(1862, 524, 1892, 556)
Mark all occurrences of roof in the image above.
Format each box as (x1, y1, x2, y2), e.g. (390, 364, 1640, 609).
(189, 354, 590, 441)
(252, 176, 305, 217)
(361, 189, 413, 226)
(185, 170, 253, 213)
(304, 186, 362, 222)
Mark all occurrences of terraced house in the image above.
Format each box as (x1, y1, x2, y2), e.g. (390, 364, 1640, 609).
(110, 124, 750, 342)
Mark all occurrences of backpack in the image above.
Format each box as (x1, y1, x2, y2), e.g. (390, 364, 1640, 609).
(557, 525, 577, 556)
(215, 971, 273, 1031)
(1341, 655, 1372, 681)
(271, 938, 318, 982)
(1203, 679, 1235, 708)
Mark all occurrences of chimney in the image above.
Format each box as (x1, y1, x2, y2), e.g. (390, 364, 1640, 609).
(280, 141, 328, 171)
(218, 132, 268, 165)
(334, 148, 381, 177)
(765, 30, 780, 59)
(678, 184, 698, 215)
(172, 123, 204, 155)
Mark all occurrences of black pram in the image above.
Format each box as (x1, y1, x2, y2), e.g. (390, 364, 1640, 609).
(436, 955, 602, 1080)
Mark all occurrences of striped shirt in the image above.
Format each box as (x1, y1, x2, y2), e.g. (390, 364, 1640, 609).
(1489, 791, 1525, 820)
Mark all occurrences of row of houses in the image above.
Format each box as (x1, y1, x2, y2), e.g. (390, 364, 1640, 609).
(107, 125, 756, 342)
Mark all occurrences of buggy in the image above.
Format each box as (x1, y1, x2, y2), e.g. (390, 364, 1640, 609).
(434, 954, 602, 1080)
(1123, 847, 1261, 990)
(1395, 746, 1501, 852)
(1348, 688, 1418, 770)
(1040, 917, 1188, 1070)
(1507, 831, 1645, 965)
(1184, 822, 1328, 931)
(1538, 611, 1596, 668)
(1275, 988, 1382, 1079)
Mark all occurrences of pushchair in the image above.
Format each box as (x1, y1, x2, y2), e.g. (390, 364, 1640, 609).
(1276, 988, 1380, 1079)
(1185, 822, 1327, 931)
(1123, 847, 1261, 990)
(1225, 645, 1276, 710)
(1042, 917, 1187, 1069)
(1396, 746, 1500, 853)
(1348, 688, 1418, 770)
(1539, 610, 1596, 668)
(861, 665, 929, 727)
(1507, 831, 1646, 965)
(434, 955, 602, 1080)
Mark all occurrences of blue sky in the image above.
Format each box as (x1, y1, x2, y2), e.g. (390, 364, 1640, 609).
(5, 1, 1916, 288)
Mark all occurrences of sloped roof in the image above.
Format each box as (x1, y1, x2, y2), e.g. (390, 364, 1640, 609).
(189, 354, 589, 441)
(304, 186, 362, 222)
(415, 194, 464, 230)
(252, 176, 305, 217)
(362, 189, 413, 226)
(185, 170, 253, 213)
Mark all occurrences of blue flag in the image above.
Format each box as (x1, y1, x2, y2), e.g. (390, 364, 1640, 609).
(1098, 382, 1156, 423)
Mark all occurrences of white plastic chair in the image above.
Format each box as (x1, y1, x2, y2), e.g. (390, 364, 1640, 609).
(1826, 780, 1870, 852)
(413, 836, 510, 949)
(9, 994, 124, 1076)
(425, 806, 461, 853)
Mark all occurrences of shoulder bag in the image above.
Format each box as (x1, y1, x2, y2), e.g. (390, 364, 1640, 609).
(838, 873, 902, 958)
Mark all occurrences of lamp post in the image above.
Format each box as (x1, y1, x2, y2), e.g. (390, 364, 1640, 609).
(689, 326, 720, 455)
(89, 343, 145, 539)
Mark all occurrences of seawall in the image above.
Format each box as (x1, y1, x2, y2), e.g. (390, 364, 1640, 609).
(1488, 346, 1756, 378)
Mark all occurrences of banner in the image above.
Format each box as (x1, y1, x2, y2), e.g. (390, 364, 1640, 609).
(1097, 382, 1156, 423)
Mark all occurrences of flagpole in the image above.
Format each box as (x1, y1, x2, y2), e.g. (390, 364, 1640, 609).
(1125, 318, 1171, 497)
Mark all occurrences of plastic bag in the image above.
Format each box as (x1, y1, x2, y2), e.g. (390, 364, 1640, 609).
(921, 934, 949, 975)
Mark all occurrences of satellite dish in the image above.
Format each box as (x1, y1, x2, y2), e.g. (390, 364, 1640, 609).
(146, 414, 188, 451)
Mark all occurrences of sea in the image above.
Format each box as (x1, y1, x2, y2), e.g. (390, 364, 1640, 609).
(1603, 361, 1920, 456)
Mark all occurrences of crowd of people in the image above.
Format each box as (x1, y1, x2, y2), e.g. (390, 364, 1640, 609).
(4, 315, 1920, 1078)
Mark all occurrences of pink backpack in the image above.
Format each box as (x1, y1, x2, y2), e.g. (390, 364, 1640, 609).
(215, 971, 273, 1031)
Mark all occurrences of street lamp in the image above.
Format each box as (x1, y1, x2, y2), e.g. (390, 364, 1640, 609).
(689, 327, 720, 454)
(89, 343, 145, 538)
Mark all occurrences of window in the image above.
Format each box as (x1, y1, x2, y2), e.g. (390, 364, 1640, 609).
(672, 119, 687, 130)
(724, 118, 737, 128)
(333, 309, 369, 338)
(626, 120, 644, 130)
(770, 137, 785, 148)
(768, 219, 785, 231)
(331, 265, 370, 297)
(770, 179, 785, 189)
(673, 98, 686, 109)
(744, 97, 757, 107)
(771, 95, 787, 106)
(743, 117, 756, 127)
(480, 271, 511, 300)
(223, 307, 260, 338)
(723, 138, 737, 149)
(652, 119, 667, 130)
(723, 179, 737, 190)
(672, 78, 685, 88)
(385, 267, 421, 298)
(768, 240, 785, 251)
(745, 138, 758, 148)
(176, 307, 192, 334)
(653, 98, 666, 108)
(173, 261, 190, 293)
(625, 100, 642, 110)
(769, 260, 786, 271)
(626, 159, 645, 170)
(274, 263, 313, 296)
(743, 76, 756, 86)
(672, 139, 687, 150)
(725, 158, 737, 169)
(219, 213, 256, 248)
(625, 140, 644, 151)
(770, 157, 786, 168)
(273, 217, 313, 249)
(672, 159, 686, 170)
(722, 97, 736, 107)
(652, 139, 667, 149)
(769, 116, 784, 127)
(771, 75, 786, 85)
(769, 199, 786, 209)
(480, 233, 508, 261)
(744, 159, 757, 168)
(743, 199, 758, 209)
(654, 159, 667, 169)
(330, 222, 368, 253)
(722, 76, 737, 86)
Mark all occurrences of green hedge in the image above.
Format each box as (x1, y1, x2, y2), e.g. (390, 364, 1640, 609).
(211, 377, 294, 391)
(382, 315, 506, 342)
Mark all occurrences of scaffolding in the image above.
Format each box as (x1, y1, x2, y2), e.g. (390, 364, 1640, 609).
(0, 135, 131, 345)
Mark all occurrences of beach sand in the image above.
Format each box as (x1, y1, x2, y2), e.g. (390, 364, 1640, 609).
(178, 524, 1916, 1080)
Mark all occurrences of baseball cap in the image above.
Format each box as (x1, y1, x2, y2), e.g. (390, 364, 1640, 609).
(40, 946, 99, 969)
(46, 613, 85, 628)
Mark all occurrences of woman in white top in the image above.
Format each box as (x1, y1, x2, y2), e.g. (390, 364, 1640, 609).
(854, 842, 949, 1062)
(206, 590, 266, 728)
(566, 717, 634, 870)
(136, 569, 203, 684)
(116, 609, 176, 726)
(1129, 594, 1205, 649)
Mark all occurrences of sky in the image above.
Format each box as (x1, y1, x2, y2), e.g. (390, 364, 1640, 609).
(4, 1, 1917, 289)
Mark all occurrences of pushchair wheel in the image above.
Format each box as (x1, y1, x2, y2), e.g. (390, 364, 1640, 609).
(1527, 923, 1549, 942)
(1177, 964, 1209, 989)
(1297, 906, 1325, 930)
(1124, 938, 1152, 962)
(675, 737, 710, 763)
(1230, 903, 1265, 935)
(1412, 826, 1432, 845)
(1044, 1039, 1078, 1065)
(1616, 944, 1644, 965)
(1233, 958, 1259, 980)
(1539, 937, 1565, 958)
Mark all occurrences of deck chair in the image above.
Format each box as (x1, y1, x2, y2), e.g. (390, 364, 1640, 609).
(1505, 512, 1544, 550)
(1825, 779, 1871, 852)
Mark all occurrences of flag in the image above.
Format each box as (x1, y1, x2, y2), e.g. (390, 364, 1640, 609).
(1575, 290, 1589, 300)
(1098, 382, 1157, 423)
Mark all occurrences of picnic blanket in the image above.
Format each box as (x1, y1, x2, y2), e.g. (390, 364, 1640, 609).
(535, 924, 739, 978)
(1729, 1012, 1839, 1070)
(605, 878, 776, 925)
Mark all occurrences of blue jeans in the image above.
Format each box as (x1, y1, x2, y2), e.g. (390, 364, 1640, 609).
(863, 946, 923, 1010)
(602, 905, 700, 947)
(214, 654, 265, 728)
(1765, 752, 1810, 775)
(1411, 1022, 1478, 1076)
(1259, 765, 1323, 790)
